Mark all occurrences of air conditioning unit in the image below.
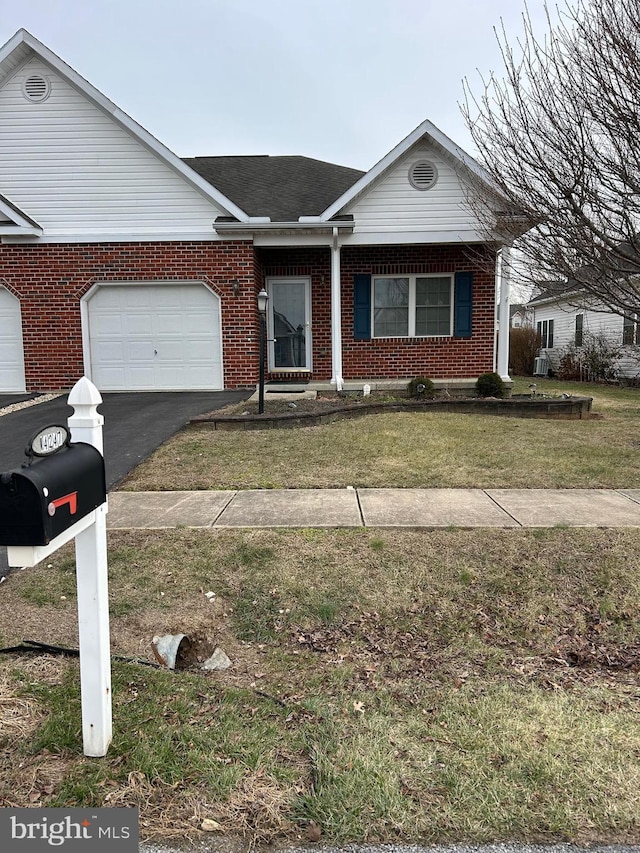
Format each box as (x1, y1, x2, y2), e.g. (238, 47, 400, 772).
(533, 357, 549, 377)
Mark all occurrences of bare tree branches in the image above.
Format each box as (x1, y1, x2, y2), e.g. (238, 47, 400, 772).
(463, 0, 640, 316)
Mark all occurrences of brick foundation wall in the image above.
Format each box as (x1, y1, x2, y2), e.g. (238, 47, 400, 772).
(1, 241, 259, 391)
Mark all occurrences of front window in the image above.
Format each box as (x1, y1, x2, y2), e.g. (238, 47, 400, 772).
(537, 318, 554, 349)
(373, 274, 453, 337)
(622, 311, 640, 345)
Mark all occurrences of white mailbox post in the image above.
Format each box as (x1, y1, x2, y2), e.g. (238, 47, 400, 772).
(6, 377, 112, 757)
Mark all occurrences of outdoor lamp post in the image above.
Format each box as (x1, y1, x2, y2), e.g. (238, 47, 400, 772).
(257, 288, 269, 414)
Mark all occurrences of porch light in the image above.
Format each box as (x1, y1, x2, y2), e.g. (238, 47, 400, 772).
(257, 289, 269, 414)
(257, 288, 268, 314)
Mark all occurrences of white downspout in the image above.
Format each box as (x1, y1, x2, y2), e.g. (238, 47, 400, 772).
(330, 227, 343, 390)
(496, 245, 512, 381)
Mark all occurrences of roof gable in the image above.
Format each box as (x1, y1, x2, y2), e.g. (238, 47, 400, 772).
(0, 29, 249, 224)
(320, 119, 501, 221)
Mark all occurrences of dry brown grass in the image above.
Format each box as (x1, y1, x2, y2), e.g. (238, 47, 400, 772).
(121, 380, 640, 491)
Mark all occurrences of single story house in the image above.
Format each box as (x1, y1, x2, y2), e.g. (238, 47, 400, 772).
(0, 29, 515, 395)
(528, 289, 640, 380)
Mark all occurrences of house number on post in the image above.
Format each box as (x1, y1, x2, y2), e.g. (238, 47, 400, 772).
(27, 424, 70, 458)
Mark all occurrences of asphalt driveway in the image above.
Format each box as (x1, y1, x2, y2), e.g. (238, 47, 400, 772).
(0, 389, 250, 575)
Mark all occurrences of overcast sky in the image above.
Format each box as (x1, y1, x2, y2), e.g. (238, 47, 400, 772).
(2, 0, 556, 170)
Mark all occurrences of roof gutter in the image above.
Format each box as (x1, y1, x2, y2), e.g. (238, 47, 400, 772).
(213, 218, 355, 234)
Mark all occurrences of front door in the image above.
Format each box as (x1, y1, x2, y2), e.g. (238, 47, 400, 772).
(267, 278, 312, 371)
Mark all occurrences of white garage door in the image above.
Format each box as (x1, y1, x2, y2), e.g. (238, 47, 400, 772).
(87, 284, 222, 391)
(0, 286, 26, 392)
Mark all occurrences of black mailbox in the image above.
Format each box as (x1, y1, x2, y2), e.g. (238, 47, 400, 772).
(0, 442, 106, 546)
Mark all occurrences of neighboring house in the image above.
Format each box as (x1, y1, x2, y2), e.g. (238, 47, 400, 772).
(528, 289, 640, 380)
(509, 304, 534, 328)
(0, 29, 515, 395)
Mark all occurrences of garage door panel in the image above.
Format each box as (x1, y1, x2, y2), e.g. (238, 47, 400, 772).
(121, 290, 154, 309)
(157, 367, 213, 389)
(128, 340, 155, 359)
(87, 284, 222, 391)
(155, 314, 187, 335)
(188, 339, 218, 360)
(128, 367, 156, 386)
(96, 367, 126, 387)
(90, 314, 125, 336)
(156, 340, 188, 360)
(92, 341, 126, 362)
(0, 287, 26, 392)
(124, 314, 155, 335)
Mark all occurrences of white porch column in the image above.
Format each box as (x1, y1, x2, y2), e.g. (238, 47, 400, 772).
(330, 227, 343, 389)
(496, 246, 512, 381)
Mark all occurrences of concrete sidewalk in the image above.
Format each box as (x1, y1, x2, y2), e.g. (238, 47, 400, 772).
(107, 488, 640, 529)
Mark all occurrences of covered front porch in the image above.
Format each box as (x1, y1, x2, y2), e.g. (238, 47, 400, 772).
(255, 242, 512, 389)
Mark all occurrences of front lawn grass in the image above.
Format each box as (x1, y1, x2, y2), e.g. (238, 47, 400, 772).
(121, 379, 640, 490)
(1, 527, 639, 845)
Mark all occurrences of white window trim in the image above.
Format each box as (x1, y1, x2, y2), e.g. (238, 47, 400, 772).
(372, 273, 454, 338)
(265, 276, 313, 372)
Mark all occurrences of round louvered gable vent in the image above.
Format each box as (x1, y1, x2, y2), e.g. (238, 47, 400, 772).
(409, 159, 438, 191)
(23, 75, 51, 102)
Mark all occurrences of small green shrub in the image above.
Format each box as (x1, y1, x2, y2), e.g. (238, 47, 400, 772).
(475, 372, 505, 398)
(407, 376, 435, 398)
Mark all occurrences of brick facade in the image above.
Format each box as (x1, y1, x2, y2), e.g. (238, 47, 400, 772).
(259, 243, 497, 382)
(2, 240, 497, 391)
(341, 244, 497, 380)
(1, 240, 259, 391)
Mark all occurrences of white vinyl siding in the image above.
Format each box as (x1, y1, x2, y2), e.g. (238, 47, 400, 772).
(532, 300, 640, 379)
(346, 142, 480, 236)
(0, 58, 227, 237)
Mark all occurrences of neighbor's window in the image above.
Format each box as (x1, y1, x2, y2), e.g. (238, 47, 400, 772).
(623, 311, 640, 345)
(537, 318, 554, 349)
(373, 275, 452, 337)
(575, 313, 583, 347)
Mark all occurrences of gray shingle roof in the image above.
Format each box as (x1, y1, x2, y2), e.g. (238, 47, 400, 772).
(182, 155, 364, 221)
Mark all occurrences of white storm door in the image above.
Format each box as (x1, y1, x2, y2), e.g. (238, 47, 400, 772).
(87, 283, 222, 391)
(267, 278, 312, 371)
(0, 287, 26, 392)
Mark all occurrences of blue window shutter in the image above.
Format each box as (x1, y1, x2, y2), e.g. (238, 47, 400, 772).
(353, 274, 371, 339)
(454, 271, 473, 337)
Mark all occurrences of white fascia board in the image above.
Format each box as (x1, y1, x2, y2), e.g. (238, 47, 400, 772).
(251, 228, 489, 249)
(0, 226, 43, 237)
(0, 30, 250, 223)
(1, 230, 222, 244)
(0, 194, 42, 230)
(214, 220, 354, 234)
(320, 118, 505, 221)
(339, 229, 493, 246)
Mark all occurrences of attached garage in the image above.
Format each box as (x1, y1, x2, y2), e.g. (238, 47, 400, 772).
(0, 286, 25, 392)
(83, 283, 223, 391)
